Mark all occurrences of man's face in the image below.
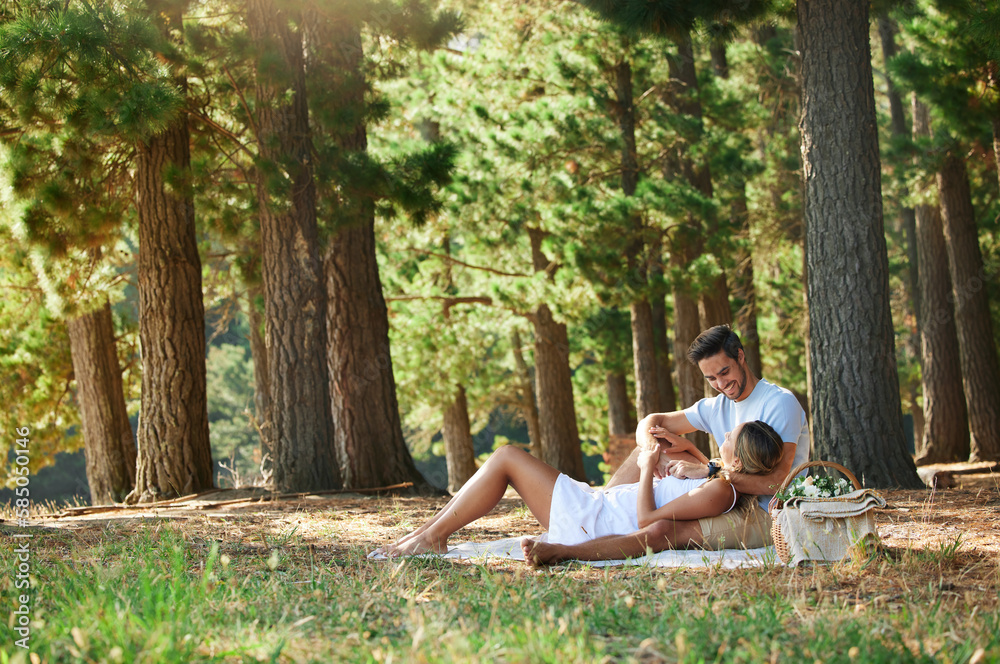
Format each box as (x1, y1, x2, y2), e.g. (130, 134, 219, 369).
(698, 350, 749, 402)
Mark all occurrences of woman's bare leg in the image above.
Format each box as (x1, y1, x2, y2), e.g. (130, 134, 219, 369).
(380, 446, 561, 556)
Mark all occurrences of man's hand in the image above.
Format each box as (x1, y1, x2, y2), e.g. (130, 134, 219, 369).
(648, 426, 695, 454)
(664, 459, 709, 480)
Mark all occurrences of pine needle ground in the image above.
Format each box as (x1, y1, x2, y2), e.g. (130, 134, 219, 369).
(1, 471, 997, 663)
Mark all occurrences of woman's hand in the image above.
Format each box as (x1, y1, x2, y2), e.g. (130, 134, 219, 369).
(664, 459, 709, 480)
(649, 426, 694, 454)
(638, 448, 659, 474)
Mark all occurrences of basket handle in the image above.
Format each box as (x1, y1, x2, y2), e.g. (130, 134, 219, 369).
(775, 459, 863, 494)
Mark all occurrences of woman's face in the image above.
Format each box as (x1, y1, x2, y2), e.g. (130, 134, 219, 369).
(720, 422, 745, 467)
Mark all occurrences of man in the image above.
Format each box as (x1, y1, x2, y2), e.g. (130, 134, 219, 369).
(523, 324, 809, 564)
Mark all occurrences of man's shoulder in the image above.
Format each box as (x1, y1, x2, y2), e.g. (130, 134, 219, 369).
(756, 380, 805, 413)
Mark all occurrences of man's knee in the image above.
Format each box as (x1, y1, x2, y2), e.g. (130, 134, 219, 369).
(643, 519, 703, 552)
(635, 414, 663, 448)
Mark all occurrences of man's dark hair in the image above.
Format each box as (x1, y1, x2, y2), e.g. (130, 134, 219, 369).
(687, 325, 744, 364)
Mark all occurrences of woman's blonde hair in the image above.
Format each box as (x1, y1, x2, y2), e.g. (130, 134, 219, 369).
(732, 420, 784, 475)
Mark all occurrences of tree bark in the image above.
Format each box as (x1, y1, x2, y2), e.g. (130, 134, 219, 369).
(613, 57, 660, 421)
(630, 299, 660, 420)
(606, 371, 634, 436)
(247, 0, 338, 492)
(668, 32, 732, 330)
(442, 385, 478, 493)
(650, 258, 678, 413)
(68, 300, 136, 505)
(799, 0, 921, 487)
(993, 115, 1000, 195)
(326, 217, 431, 488)
(936, 148, 1000, 462)
(528, 227, 585, 479)
(878, 14, 923, 453)
(310, 19, 429, 491)
(130, 104, 214, 502)
(671, 238, 710, 456)
(912, 99, 969, 464)
(532, 303, 586, 480)
(732, 223, 763, 377)
(711, 41, 762, 377)
(512, 328, 542, 458)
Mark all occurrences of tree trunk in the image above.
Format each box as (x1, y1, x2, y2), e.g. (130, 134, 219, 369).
(529, 229, 585, 479)
(650, 260, 678, 413)
(671, 239, 710, 456)
(912, 99, 969, 464)
(247, 0, 338, 492)
(799, 0, 921, 488)
(630, 299, 660, 420)
(442, 385, 478, 493)
(532, 304, 586, 479)
(936, 149, 1000, 462)
(246, 284, 273, 478)
(732, 225, 763, 377)
(878, 14, 923, 453)
(711, 41, 762, 377)
(606, 371, 634, 436)
(668, 32, 732, 330)
(130, 109, 214, 503)
(993, 115, 1000, 195)
(512, 328, 542, 458)
(326, 218, 431, 489)
(68, 300, 136, 505)
(311, 19, 429, 491)
(614, 57, 660, 421)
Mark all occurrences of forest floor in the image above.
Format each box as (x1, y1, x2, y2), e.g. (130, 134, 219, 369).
(27, 460, 999, 558)
(23, 461, 1000, 581)
(3, 461, 998, 662)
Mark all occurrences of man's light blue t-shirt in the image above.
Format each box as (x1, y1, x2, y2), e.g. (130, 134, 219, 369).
(683, 379, 810, 510)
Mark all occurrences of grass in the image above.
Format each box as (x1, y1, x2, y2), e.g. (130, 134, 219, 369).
(1, 516, 998, 664)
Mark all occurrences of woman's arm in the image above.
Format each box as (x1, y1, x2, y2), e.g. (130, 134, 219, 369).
(636, 449, 659, 530)
(636, 479, 737, 529)
(649, 427, 710, 464)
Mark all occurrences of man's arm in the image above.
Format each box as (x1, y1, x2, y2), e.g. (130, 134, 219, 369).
(724, 442, 796, 497)
(605, 411, 697, 488)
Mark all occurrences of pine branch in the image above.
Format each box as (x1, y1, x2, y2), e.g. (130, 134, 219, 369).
(404, 247, 530, 278)
(386, 295, 493, 307)
(223, 64, 259, 140)
(186, 108, 254, 160)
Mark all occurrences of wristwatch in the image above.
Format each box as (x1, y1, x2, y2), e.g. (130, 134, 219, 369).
(707, 460, 722, 478)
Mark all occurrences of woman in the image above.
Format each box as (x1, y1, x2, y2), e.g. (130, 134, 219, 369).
(373, 420, 784, 557)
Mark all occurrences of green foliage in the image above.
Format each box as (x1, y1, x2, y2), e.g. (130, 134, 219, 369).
(205, 343, 259, 486)
(0, 0, 182, 142)
(576, 0, 774, 38)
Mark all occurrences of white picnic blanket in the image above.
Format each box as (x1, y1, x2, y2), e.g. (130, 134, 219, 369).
(368, 535, 775, 568)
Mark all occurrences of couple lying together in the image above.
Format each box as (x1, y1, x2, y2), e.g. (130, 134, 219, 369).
(375, 325, 811, 564)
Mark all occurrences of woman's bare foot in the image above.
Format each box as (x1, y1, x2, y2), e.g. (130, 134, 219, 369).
(520, 537, 570, 566)
(383, 533, 448, 557)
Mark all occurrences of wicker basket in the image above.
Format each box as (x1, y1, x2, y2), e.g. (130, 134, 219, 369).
(769, 460, 866, 565)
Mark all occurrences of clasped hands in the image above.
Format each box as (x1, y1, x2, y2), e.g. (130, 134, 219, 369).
(638, 425, 709, 480)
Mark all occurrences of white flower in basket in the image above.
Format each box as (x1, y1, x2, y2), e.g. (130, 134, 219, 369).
(770, 461, 886, 566)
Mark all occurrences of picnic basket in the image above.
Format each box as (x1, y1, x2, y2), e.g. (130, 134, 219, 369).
(769, 460, 885, 565)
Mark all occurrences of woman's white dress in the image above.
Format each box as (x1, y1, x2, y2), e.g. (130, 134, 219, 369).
(545, 475, 712, 546)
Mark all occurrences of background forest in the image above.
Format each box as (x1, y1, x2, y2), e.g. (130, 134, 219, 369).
(1, 0, 999, 506)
